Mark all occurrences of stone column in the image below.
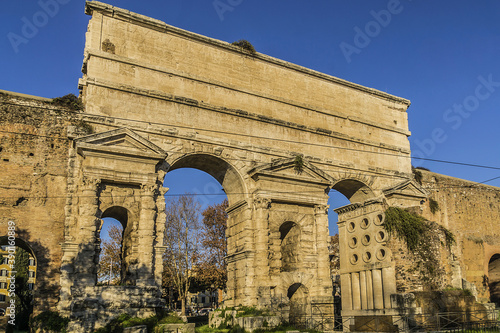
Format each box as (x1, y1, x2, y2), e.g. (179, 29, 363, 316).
(341, 273, 352, 311)
(360, 270, 367, 309)
(153, 186, 168, 289)
(58, 242, 79, 315)
(372, 269, 384, 309)
(314, 204, 331, 294)
(382, 266, 396, 309)
(75, 176, 101, 286)
(253, 197, 271, 306)
(352, 272, 361, 310)
(137, 183, 158, 286)
(366, 269, 374, 309)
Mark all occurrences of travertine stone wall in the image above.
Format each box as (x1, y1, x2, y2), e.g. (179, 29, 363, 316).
(408, 170, 500, 304)
(0, 91, 83, 315)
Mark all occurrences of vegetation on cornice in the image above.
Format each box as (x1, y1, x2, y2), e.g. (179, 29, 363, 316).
(51, 93, 84, 111)
(231, 39, 256, 54)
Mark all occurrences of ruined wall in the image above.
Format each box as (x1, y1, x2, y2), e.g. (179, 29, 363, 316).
(0, 91, 85, 314)
(388, 169, 500, 304)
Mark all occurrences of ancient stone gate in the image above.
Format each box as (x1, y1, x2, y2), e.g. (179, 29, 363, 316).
(0, 2, 498, 332)
(52, 2, 425, 330)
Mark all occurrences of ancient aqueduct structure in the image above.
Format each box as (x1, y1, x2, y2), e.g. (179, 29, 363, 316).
(0, 2, 499, 331)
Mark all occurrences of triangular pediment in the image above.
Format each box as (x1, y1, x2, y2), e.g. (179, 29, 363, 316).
(249, 157, 334, 186)
(75, 128, 167, 160)
(383, 180, 428, 200)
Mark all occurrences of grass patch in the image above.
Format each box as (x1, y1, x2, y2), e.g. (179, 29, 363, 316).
(235, 306, 270, 318)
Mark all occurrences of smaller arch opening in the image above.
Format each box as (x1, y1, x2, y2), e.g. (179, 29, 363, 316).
(0, 238, 36, 330)
(488, 254, 500, 306)
(98, 206, 132, 285)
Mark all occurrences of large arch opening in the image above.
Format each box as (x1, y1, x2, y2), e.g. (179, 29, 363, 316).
(0, 237, 37, 330)
(327, 179, 376, 322)
(163, 154, 239, 313)
(168, 153, 246, 206)
(488, 254, 500, 306)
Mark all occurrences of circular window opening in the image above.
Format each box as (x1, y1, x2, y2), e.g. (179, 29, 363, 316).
(376, 231, 386, 243)
(347, 221, 356, 233)
(376, 248, 387, 261)
(350, 254, 359, 265)
(361, 218, 370, 229)
(375, 213, 384, 226)
(363, 251, 372, 262)
(349, 237, 358, 248)
(362, 234, 371, 246)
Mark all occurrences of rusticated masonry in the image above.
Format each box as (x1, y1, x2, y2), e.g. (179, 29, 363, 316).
(0, 1, 499, 332)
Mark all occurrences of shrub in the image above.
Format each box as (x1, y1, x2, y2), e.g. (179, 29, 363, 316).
(31, 311, 70, 332)
(52, 93, 84, 111)
(231, 40, 255, 54)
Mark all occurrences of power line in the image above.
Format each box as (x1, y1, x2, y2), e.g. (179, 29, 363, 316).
(1, 111, 500, 174)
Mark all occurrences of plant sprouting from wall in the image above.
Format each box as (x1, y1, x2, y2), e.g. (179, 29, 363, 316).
(293, 155, 304, 174)
(412, 166, 423, 185)
(231, 39, 256, 54)
(384, 207, 455, 289)
(429, 198, 440, 214)
(51, 93, 84, 111)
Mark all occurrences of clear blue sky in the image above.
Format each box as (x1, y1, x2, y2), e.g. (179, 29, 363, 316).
(2, 1, 500, 235)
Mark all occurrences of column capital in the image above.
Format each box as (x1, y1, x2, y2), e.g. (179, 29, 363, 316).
(314, 204, 329, 215)
(253, 197, 271, 210)
(82, 176, 101, 190)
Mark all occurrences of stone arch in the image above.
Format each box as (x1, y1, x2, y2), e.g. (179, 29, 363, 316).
(167, 153, 247, 206)
(332, 178, 375, 203)
(288, 283, 309, 326)
(280, 221, 301, 272)
(98, 206, 135, 285)
(0, 236, 36, 260)
(488, 253, 500, 306)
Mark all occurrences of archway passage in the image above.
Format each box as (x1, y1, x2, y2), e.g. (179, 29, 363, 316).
(489, 254, 500, 306)
(97, 217, 124, 285)
(98, 205, 134, 285)
(288, 283, 309, 327)
(168, 154, 245, 206)
(0, 238, 37, 331)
